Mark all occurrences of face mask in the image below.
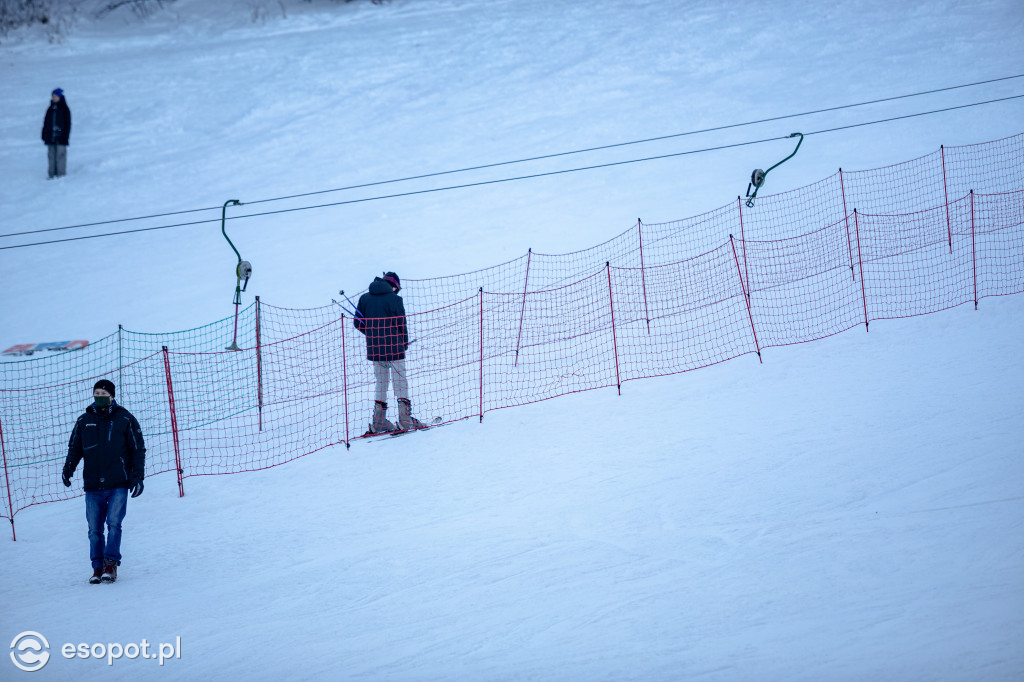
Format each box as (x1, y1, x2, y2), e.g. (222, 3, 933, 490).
(94, 396, 111, 408)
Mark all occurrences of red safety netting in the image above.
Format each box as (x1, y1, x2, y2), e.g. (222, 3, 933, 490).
(1, 133, 1022, 538)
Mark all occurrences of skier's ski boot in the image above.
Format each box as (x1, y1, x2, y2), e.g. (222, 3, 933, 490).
(398, 398, 425, 431)
(367, 400, 397, 435)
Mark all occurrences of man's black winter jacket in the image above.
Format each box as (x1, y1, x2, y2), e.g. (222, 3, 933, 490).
(42, 99, 72, 146)
(354, 277, 409, 361)
(64, 402, 146, 492)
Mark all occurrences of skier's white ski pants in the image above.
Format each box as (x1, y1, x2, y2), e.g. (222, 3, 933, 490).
(373, 359, 409, 404)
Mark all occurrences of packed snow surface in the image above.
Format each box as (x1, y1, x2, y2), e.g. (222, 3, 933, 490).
(1, 1, 1023, 679)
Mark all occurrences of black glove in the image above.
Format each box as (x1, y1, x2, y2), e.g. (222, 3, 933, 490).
(129, 478, 144, 498)
(61, 468, 72, 487)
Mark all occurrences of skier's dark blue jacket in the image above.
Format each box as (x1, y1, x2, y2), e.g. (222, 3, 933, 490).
(354, 277, 409, 361)
(64, 401, 146, 492)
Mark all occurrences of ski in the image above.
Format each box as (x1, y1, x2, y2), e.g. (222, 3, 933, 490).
(386, 417, 445, 438)
(362, 417, 445, 441)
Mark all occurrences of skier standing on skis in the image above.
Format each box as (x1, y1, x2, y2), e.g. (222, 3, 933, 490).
(62, 380, 146, 584)
(354, 272, 425, 434)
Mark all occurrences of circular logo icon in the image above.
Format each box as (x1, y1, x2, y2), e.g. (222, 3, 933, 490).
(10, 631, 50, 672)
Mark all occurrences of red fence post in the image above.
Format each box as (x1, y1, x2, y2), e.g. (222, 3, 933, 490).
(606, 262, 622, 394)
(971, 190, 978, 309)
(162, 347, 185, 497)
(853, 210, 869, 331)
(342, 314, 350, 449)
(941, 145, 952, 253)
(638, 219, 651, 333)
(514, 248, 532, 366)
(839, 169, 855, 280)
(118, 324, 124, 395)
(0, 412, 15, 541)
(729, 236, 762, 363)
(256, 296, 263, 432)
(478, 287, 485, 422)
(737, 198, 750, 299)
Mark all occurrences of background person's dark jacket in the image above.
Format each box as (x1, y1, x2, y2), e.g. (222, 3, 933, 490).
(355, 277, 409, 361)
(64, 402, 146, 492)
(42, 98, 71, 146)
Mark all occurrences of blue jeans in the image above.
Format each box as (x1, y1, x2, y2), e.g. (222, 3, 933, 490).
(86, 488, 128, 569)
(47, 144, 67, 177)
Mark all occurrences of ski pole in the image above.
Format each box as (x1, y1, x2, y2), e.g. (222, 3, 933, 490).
(331, 299, 358, 317)
(340, 290, 365, 320)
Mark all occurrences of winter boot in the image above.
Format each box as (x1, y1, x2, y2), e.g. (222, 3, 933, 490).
(369, 400, 397, 434)
(101, 559, 118, 583)
(398, 398, 425, 431)
(89, 566, 103, 584)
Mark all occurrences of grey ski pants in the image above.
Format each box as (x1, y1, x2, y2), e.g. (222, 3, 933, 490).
(373, 359, 409, 404)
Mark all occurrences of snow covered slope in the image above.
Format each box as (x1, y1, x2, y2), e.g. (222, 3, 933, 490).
(1, 1, 1022, 679)
(3, 296, 1023, 680)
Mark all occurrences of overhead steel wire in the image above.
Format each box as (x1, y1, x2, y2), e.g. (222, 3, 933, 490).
(2, 85, 1022, 251)
(3, 74, 1021, 240)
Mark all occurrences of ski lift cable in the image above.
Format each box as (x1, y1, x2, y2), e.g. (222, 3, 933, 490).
(1, 73, 1021, 241)
(1, 92, 1022, 252)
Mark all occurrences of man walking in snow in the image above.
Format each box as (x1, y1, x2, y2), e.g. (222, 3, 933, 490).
(42, 88, 71, 178)
(63, 380, 146, 584)
(355, 272, 426, 434)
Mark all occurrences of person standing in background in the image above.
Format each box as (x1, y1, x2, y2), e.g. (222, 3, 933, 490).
(42, 88, 71, 178)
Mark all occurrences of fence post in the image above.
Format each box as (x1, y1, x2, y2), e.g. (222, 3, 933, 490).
(638, 219, 651, 333)
(737, 198, 751, 298)
(839, 169, 855, 280)
(971, 190, 978, 309)
(118, 324, 124, 396)
(341, 314, 350, 449)
(729, 236, 762, 363)
(255, 296, 263, 432)
(606, 262, 622, 394)
(161, 347, 185, 497)
(478, 288, 485, 422)
(514, 248, 532, 366)
(941, 145, 952, 253)
(0, 412, 15, 541)
(853, 210, 869, 331)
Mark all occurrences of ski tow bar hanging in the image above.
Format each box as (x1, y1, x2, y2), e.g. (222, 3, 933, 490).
(221, 199, 251, 351)
(745, 132, 804, 208)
